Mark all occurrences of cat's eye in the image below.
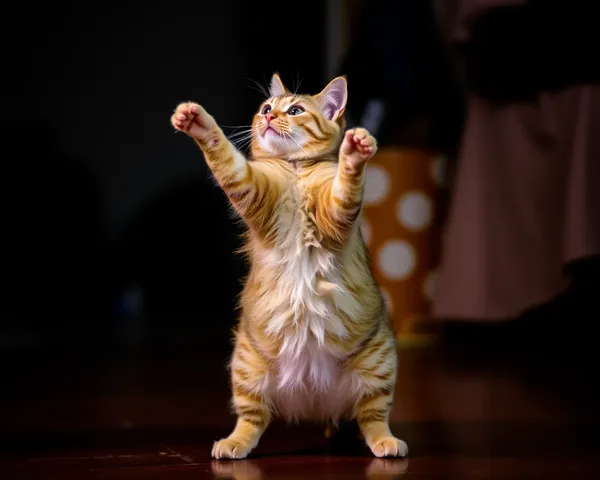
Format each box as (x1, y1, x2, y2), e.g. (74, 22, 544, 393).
(261, 105, 272, 115)
(287, 106, 305, 116)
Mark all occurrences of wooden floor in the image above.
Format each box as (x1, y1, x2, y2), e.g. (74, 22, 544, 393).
(1, 321, 599, 479)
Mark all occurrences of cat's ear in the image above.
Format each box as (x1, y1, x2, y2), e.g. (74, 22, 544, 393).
(269, 73, 288, 97)
(316, 76, 348, 121)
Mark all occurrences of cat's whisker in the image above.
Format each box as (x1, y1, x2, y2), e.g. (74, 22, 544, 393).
(230, 139, 253, 150)
(227, 127, 254, 134)
(283, 131, 301, 148)
(283, 131, 312, 158)
(247, 85, 270, 98)
(282, 133, 293, 152)
(224, 127, 254, 138)
(293, 73, 304, 95)
(245, 78, 271, 99)
(250, 77, 270, 95)
(221, 124, 253, 130)
(231, 137, 254, 150)
(238, 132, 257, 144)
(228, 128, 258, 142)
(231, 130, 259, 151)
(230, 131, 252, 143)
(227, 129, 255, 140)
(232, 136, 247, 145)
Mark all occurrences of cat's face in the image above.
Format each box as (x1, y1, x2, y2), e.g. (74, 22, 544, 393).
(250, 74, 348, 160)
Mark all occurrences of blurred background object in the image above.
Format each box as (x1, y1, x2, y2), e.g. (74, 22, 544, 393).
(432, 0, 600, 339)
(360, 147, 448, 347)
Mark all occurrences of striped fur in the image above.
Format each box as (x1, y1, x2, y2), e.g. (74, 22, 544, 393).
(171, 74, 407, 460)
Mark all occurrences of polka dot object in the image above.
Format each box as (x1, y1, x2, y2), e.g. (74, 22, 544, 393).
(430, 155, 446, 187)
(396, 191, 433, 231)
(360, 147, 448, 340)
(360, 218, 372, 245)
(377, 240, 416, 281)
(363, 164, 391, 205)
(423, 271, 437, 301)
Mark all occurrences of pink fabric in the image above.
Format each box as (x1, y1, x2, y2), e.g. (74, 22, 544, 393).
(432, 0, 600, 320)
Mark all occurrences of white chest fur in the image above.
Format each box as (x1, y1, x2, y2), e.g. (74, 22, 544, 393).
(261, 195, 354, 355)
(256, 188, 364, 421)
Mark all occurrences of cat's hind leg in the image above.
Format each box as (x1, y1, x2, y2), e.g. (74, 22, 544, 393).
(350, 327, 408, 458)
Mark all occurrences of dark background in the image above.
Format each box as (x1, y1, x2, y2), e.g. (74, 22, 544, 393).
(1, 0, 333, 354)
(1, 0, 458, 355)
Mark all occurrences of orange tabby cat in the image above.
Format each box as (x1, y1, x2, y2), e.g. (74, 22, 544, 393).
(170, 74, 407, 460)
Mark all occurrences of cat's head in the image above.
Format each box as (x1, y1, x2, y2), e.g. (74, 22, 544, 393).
(250, 73, 347, 161)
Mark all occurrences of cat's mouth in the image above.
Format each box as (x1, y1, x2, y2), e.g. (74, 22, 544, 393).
(263, 126, 281, 137)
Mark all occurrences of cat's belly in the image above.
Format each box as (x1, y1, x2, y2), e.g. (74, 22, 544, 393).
(265, 344, 360, 422)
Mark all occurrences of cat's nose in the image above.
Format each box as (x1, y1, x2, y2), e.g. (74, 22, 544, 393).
(265, 113, 275, 123)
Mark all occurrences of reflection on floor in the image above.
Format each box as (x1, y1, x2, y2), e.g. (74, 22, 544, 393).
(1, 321, 599, 479)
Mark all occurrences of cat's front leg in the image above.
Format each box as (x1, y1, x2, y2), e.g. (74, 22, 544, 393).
(171, 102, 249, 193)
(171, 102, 278, 238)
(334, 128, 377, 207)
(212, 333, 271, 460)
(338, 128, 378, 173)
(212, 412, 270, 460)
(322, 128, 377, 245)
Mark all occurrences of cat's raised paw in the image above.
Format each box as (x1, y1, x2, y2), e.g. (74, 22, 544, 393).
(368, 436, 408, 458)
(340, 128, 378, 170)
(212, 437, 254, 460)
(171, 102, 218, 143)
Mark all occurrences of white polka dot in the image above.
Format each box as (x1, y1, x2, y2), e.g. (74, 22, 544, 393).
(363, 165, 390, 205)
(430, 155, 446, 187)
(377, 240, 416, 280)
(423, 271, 437, 300)
(396, 191, 433, 231)
(380, 287, 393, 315)
(361, 218, 372, 245)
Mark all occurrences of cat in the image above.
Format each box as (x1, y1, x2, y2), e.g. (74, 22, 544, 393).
(170, 74, 407, 460)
